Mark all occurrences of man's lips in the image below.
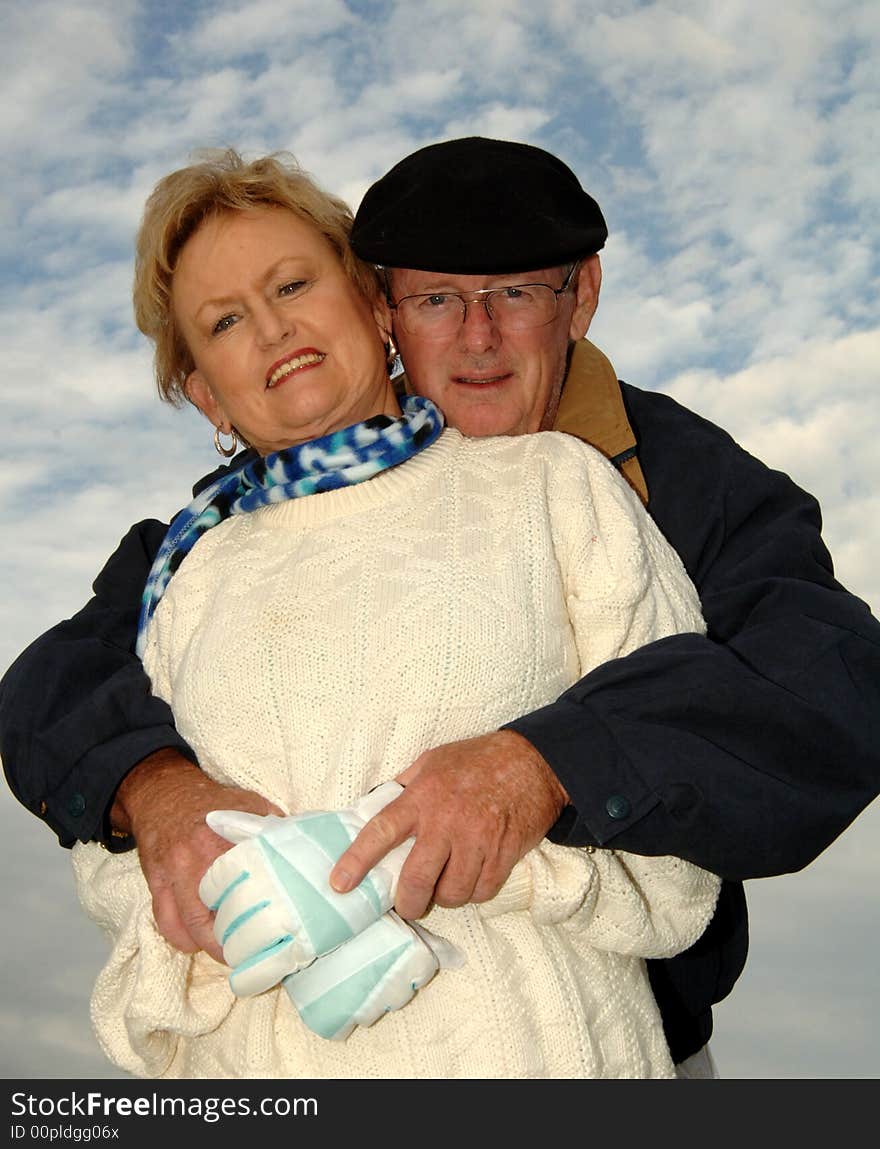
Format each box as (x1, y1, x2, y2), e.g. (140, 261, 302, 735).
(451, 371, 513, 386)
(266, 349, 326, 388)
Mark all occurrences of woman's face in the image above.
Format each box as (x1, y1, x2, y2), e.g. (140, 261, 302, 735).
(173, 206, 399, 455)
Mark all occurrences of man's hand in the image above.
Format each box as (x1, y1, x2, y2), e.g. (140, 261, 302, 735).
(110, 749, 280, 960)
(329, 731, 569, 920)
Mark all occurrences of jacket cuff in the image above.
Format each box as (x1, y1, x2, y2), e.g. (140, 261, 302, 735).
(503, 697, 660, 847)
(39, 728, 199, 850)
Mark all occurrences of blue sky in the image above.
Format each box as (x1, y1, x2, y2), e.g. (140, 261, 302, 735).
(1, 0, 878, 1079)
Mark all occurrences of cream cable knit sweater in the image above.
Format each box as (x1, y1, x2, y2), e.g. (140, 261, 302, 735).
(72, 429, 720, 1079)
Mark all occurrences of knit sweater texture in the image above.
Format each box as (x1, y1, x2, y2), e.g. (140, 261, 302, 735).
(72, 429, 720, 1079)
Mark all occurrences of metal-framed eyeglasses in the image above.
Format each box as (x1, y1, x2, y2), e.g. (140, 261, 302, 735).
(387, 262, 580, 339)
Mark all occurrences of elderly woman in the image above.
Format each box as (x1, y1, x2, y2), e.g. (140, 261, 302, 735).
(71, 150, 719, 1080)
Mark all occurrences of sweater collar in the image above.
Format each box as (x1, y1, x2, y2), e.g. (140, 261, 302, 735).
(136, 395, 444, 654)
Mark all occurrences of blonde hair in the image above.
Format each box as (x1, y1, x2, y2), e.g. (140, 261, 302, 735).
(133, 148, 383, 404)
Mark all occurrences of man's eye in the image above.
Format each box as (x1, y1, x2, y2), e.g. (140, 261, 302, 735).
(420, 294, 451, 309)
(501, 287, 528, 301)
(212, 314, 237, 334)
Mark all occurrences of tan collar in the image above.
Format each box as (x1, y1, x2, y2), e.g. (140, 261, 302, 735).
(554, 340, 647, 505)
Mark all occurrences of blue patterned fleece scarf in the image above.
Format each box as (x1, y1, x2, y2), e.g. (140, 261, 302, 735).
(136, 395, 444, 656)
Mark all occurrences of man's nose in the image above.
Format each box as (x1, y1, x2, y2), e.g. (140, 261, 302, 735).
(458, 298, 501, 353)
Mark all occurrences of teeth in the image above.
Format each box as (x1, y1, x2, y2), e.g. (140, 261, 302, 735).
(267, 352, 325, 388)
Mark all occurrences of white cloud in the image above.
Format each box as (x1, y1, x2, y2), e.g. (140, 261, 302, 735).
(179, 0, 357, 60)
(561, 0, 879, 383)
(0, 0, 135, 157)
(664, 328, 880, 607)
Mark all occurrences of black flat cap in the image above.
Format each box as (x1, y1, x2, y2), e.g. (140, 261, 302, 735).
(351, 136, 607, 274)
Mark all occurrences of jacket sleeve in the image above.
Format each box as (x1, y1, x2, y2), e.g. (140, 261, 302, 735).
(0, 518, 198, 849)
(505, 386, 880, 879)
(0, 455, 254, 849)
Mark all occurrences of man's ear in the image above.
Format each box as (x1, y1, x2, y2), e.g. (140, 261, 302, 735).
(184, 370, 225, 428)
(569, 254, 602, 341)
(372, 296, 393, 341)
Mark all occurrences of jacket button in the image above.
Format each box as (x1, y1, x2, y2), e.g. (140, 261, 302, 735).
(605, 794, 631, 820)
(68, 793, 87, 818)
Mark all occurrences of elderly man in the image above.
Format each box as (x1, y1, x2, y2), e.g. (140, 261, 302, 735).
(3, 137, 879, 1077)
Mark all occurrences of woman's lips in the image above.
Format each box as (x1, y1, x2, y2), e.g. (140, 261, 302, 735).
(266, 349, 326, 389)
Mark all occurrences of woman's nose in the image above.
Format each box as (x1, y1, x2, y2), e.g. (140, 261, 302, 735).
(254, 302, 291, 347)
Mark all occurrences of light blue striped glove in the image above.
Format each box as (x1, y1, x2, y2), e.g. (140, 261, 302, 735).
(199, 782, 411, 996)
(283, 911, 464, 1041)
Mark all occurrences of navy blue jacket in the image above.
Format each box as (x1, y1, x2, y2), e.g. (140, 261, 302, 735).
(3, 382, 879, 1064)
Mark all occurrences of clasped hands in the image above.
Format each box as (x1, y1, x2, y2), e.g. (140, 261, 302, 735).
(198, 781, 463, 1041)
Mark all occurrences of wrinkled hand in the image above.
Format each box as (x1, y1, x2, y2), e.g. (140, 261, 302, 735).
(111, 748, 280, 961)
(329, 730, 569, 920)
(198, 782, 413, 994)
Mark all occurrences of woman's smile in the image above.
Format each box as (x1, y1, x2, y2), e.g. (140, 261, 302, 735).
(266, 348, 327, 390)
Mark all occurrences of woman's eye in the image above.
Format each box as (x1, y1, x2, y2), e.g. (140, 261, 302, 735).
(279, 280, 306, 297)
(212, 314, 237, 334)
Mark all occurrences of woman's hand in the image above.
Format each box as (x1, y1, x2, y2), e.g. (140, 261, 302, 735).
(111, 749, 280, 960)
(197, 782, 412, 993)
(329, 730, 569, 920)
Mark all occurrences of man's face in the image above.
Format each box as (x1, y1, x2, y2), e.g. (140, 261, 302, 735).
(389, 256, 601, 438)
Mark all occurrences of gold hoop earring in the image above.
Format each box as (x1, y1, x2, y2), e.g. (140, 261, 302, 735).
(213, 426, 239, 458)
